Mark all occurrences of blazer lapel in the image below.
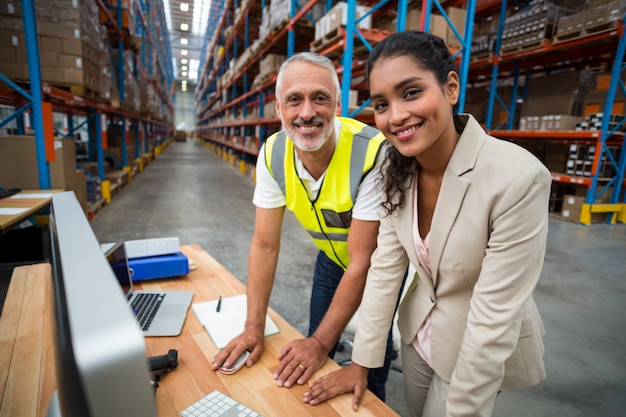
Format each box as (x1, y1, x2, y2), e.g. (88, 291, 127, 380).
(428, 115, 485, 286)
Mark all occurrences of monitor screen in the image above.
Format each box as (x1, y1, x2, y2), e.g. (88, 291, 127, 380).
(47, 191, 157, 417)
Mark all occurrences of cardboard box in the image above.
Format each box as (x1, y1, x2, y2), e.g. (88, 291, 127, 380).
(0, 62, 25, 80)
(560, 194, 608, 223)
(430, 14, 448, 42)
(540, 114, 585, 130)
(0, 1, 22, 17)
(39, 36, 62, 53)
(521, 71, 588, 117)
(0, 135, 79, 192)
(40, 66, 65, 84)
(429, 7, 466, 48)
(73, 168, 88, 212)
(556, 13, 585, 38)
(259, 54, 286, 77)
(405, 7, 422, 31)
(105, 169, 130, 187)
(445, 7, 466, 48)
(315, 2, 372, 40)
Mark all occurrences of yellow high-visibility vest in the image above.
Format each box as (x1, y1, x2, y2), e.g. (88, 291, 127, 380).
(264, 117, 385, 270)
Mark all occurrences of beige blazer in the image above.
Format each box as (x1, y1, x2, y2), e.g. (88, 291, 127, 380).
(353, 115, 550, 415)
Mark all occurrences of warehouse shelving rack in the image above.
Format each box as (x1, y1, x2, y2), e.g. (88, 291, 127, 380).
(333, 0, 476, 115)
(193, 0, 478, 174)
(470, 0, 626, 225)
(0, 0, 175, 210)
(194, 0, 624, 225)
(195, 0, 321, 174)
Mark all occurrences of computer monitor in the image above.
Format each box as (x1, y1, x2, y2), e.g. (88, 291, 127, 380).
(46, 191, 157, 417)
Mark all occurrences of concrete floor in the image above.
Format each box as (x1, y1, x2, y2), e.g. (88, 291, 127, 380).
(88, 139, 626, 417)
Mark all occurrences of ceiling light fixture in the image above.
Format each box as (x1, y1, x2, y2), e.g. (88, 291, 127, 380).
(192, 0, 211, 35)
(180, 23, 189, 31)
(180, 2, 189, 12)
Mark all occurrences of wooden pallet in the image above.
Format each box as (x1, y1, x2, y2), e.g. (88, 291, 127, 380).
(310, 28, 343, 54)
(470, 51, 492, 63)
(501, 38, 550, 56)
(65, 84, 105, 101)
(270, 19, 289, 36)
(109, 99, 136, 111)
(552, 21, 620, 44)
(87, 197, 106, 221)
(251, 72, 276, 88)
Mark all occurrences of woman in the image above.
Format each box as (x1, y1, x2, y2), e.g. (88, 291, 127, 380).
(303, 31, 550, 417)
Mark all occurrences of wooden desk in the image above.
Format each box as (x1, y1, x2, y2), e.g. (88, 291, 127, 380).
(0, 190, 64, 233)
(0, 244, 399, 417)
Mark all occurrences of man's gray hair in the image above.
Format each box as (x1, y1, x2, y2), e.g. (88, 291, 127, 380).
(275, 52, 341, 102)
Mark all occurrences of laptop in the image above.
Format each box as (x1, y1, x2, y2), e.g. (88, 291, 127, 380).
(105, 240, 194, 337)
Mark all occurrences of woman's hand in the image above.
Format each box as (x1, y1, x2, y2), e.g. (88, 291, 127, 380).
(303, 362, 369, 411)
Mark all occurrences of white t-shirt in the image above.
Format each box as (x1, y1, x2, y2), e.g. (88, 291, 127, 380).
(253, 118, 384, 221)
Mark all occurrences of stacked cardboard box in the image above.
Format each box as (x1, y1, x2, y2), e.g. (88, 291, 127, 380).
(555, 0, 624, 42)
(564, 144, 621, 178)
(0, 135, 88, 211)
(501, 0, 575, 54)
(549, 183, 613, 223)
(259, 54, 286, 78)
(471, 17, 499, 59)
(111, 50, 140, 110)
(268, 0, 291, 32)
(430, 7, 467, 49)
(583, 71, 626, 117)
(540, 141, 568, 172)
(519, 114, 585, 131)
(574, 113, 626, 133)
(520, 70, 591, 121)
(0, 0, 110, 99)
(560, 192, 611, 223)
(314, 2, 373, 41)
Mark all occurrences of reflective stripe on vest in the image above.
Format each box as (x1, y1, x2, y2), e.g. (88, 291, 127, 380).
(264, 117, 385, 269)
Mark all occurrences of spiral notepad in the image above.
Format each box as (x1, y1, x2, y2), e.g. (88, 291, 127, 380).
(192, 294, 279, 348)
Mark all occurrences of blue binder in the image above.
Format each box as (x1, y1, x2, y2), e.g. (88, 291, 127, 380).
(128, 252, 190, 281)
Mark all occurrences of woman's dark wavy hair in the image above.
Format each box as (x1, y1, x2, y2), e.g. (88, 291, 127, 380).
(367, 31, 459, 215)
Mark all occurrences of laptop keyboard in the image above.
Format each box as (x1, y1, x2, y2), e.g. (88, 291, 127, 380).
(181, 390, 262, 417)
(131, 292, 165, 330)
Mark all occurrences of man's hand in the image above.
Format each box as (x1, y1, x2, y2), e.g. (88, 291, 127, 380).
(303, 363, 369, 410)
(273, 337, 328, 388)
(210, 326, 265, 371)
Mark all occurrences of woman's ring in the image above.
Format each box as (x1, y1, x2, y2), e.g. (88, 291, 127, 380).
(298, 364, 305, 370)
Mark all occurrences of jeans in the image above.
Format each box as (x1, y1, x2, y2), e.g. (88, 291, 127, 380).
(308, 251, 395, 402)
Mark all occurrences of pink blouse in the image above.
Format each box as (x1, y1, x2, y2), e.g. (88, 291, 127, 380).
(411, 176, 434, 368)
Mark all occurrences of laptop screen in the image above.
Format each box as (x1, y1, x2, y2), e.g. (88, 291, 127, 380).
(105, 241, 133, 297)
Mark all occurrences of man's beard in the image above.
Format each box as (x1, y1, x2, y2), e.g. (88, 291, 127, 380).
(282, 117, 333, 152)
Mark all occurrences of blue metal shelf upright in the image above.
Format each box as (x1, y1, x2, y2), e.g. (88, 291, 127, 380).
(339, 0, 476, 117)
(1, 0, 175, 208)
(481, 0, 626, 224)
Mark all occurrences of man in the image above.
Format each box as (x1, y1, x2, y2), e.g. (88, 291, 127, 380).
(210, 52, 394, 400)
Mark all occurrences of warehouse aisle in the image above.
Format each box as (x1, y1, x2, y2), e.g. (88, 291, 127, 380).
(90, 140, 626, 417)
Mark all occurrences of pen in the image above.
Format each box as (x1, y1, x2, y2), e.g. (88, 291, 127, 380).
(216, 295, 222, 313)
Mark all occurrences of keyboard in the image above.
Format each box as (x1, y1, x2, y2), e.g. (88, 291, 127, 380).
(131, 292, 165, 330)
(181, 390, 263, 417)
(0, 188, 20, 199)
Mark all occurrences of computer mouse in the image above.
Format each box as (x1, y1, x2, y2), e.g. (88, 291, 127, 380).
(217, 350, 249, 375)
